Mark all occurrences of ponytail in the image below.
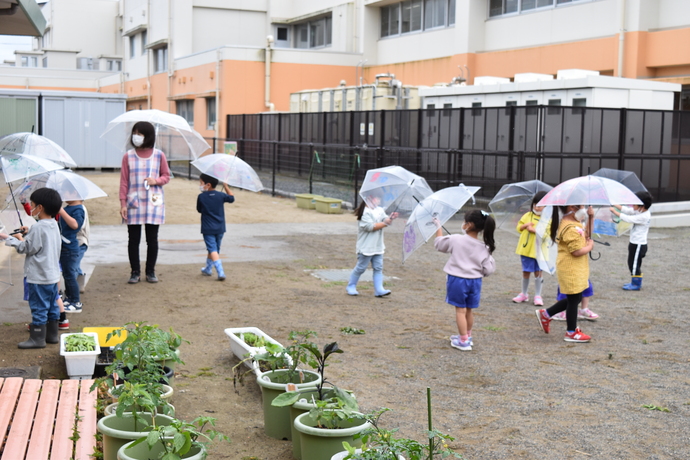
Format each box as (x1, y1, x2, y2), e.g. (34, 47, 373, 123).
(464, 210, 496, 254)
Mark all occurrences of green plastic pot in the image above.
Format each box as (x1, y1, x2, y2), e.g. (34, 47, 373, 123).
(294, 411, 372, 460)
(117, 439, 205, 460)
(97, 413, 174, 460)
(104, 402, 175, 417)
(256, 369, 321, 440)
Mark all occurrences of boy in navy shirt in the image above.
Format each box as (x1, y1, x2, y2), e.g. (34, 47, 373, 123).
(59, 199, 85, 312)
(197, 174, 235, 280)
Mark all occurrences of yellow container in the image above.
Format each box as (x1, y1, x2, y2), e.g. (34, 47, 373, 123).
(83, 327, 128, 347)
(295, 194, 323, 210)
(314, 197, 343, 214)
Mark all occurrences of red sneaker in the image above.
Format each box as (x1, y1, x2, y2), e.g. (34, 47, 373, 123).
(535, 309, 551, 334)
(564, 328, 591, 343)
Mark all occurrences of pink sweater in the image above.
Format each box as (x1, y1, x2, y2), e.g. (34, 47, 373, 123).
(434, 234, 496, 279)
(119, 148, 171, 207)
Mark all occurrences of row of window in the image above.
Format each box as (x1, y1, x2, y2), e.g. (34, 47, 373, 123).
(274, 15, 332, 49)
(428, 98, 587, 117)
(381, 0, 456, 38)
(176, 97, 216, 130)
(129, 31, 147, 59)
(19, 55, 122, 71)
(489, 0, 590, 17)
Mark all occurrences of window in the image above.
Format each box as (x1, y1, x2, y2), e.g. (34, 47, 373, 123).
(381, 0, 454, 38)
(526, 99, 538, 115)
(472, 102, 482, 116)
(129, 35, 136, 58)
(31, 56, 37, 67)
(107, 59, 122, 71)
(547, 98, 561, 115)
(206, 97, 216, 130)
(42, 57, 47, 68)
(442, 103, 453, 117)
(426, 103, 435, 117)
(21, 56, 28, 67)
(77, 57, 94, 70)
(154, 46, 168, 73)
(141, 31, 147, 55)
(489, 0, 590, 17)
(505, 100, 517, 115)
(572, 98, 586, 107)
(279, 15, 332, 49)
(177, 100, 194, 127)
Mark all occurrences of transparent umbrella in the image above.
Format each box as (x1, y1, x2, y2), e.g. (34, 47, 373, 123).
(7, 170, 107, 203)
(101, 109, 211, 161)
(402, 185, 480, 263)
(0, 132, 77, 168)
(191, 153, 264, 192)
(591, 168, 647, 237)
(537, 175, 643, 207)
(359, 166, 433, 217)
(488, 180, 553, 236)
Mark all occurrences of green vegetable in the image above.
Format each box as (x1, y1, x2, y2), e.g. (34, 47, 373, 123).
(238, 332, 267, 348)
(64, 334, 96, 352)
(340, 326, 365, 335)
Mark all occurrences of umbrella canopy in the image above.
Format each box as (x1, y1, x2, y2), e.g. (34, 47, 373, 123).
(0, 153, 64, 184)
(591, 168, 647, 237)
(101, 109, 211, 161)
(359, 166, 433, 216)
(534, 206, 557, 275)
(537, 175, 643, 207)
(402, 185, 480, 263)
(488, 180, 553, 235)
(591, 168, 647, 194)
(0, 132, 77, 168)
(8, 170, 107, 203)
(191, 154, 264, 192)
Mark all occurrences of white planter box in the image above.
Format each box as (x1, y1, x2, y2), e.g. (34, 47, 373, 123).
(224, 327, 284, 377)
(60, 332, 101, 379)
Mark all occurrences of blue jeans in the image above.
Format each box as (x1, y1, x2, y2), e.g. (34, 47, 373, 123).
(352, 253, 383, 276)
(77, 244, 88, 276)
(203, 233, 224, 254)
(28, 283, 59, 325)
(60, 247, 80, 303)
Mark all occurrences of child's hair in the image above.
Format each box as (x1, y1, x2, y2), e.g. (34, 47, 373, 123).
(131, 121, 156, 149)
(636, 191, 652, 210)
(200, 173, 218, 189)
(30, 188, 62, 218)
(465, 210, 496, 254)
(531, 191, 547, 210)
(354, 201, 367, 221)
(549, 205, 571, 241)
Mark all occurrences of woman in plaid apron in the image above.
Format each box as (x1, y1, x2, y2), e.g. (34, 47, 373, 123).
(118, 121, 171, 284)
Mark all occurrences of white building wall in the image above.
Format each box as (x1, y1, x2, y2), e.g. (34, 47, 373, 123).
(657, 0, 689, 29)
(192, 8, 267, 52)
(49, 0, 119, 59)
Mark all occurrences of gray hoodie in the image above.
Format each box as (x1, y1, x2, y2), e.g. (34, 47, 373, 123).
(4, 218, 61, 284)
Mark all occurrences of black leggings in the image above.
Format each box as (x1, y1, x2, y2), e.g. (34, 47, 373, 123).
(627, 243, 647, 276)
(127, 224, 159, 275)
(546, 292, 583, 332)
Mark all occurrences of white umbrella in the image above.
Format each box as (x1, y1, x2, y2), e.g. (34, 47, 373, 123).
(0, 132, 77, 168)
(191, 154, 264, 192)
(8, 170, 107, 203)
(101, 109, 211, 160)
(591, 168, 647, 237)
(537, 175, 643, 207)
(488, 180, 553, 236)
(359, 165, 434, 216)
(402, 185, 480, 263)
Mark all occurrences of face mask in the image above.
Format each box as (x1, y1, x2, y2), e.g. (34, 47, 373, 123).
(30, 206, 39, 218)
(574, 208, 588, 222)
(533, 209, 542, 216)
(199, 185, 207, 192)
(132, 134, 145, 147)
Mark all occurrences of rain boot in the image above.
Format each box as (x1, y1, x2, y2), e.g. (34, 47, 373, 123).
(213, 260, 226, 281)
(346, 273, 360, 296)
(373, 272, 391, 297)
(201, 258, 213, 276)
(46, 320, 59, 344)
(623, 275, 642, 291)
(19, 324, 46, 349)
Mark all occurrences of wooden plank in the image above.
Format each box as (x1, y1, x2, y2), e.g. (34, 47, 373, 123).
(74, 379, 98, 460)
(1, 379, 42, 460)
(25, 380, 61, 460)
(0, 377, 23, 454)
(50, 379, 80, 460)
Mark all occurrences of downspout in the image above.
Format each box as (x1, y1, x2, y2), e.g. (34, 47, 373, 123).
(167, 0, 173, 112)
(215, 47, 221, 139)
(265, 35, 274, 112)
(146, 0, 151, 108)
(617, 0, 626, 78)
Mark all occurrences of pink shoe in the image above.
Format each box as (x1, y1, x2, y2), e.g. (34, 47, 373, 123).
(512, 293, 529, 303)
(533, 295, 543, 306)
(551, 311, 566, 321)
(578, 308, 600, 321)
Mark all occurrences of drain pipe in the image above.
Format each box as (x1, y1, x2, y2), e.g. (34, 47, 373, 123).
(215, 47, 221, 139)
(617, 0, 626, 77)
(265, 35, 274, 112)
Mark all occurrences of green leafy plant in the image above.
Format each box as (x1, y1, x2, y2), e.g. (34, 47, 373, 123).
(340, 327, 366, 335)
(307, 390, 360, 429)
(64, 333, 97, 352)
(344, 408, 464, 460)
(237, 332, 268, 348)
(642, 404, 670, 412)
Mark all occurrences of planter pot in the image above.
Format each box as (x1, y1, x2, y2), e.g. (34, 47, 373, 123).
(294, 411, 372, 460)
(108, 384, 174, 406)
(60, 332, 101, 379)
(156, 347, 181, 373)
(97, 413, 174, 460)
(224, 327, 284, 377)
(256, 369, 321, 441)
(104, 402, 175, 417)
(331, 449, 405, 460)
(117, 439, 205, 460)
(94, 347, 116, 378)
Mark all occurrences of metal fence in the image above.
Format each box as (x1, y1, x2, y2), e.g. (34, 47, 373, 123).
(183, 105, 690, 206)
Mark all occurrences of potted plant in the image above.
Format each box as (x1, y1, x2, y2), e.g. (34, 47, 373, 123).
(118, 415, 229, 460)
(60, 332, 101, 379)
(225, 326, 284, 376)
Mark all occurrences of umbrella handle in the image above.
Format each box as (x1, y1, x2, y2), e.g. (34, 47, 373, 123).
(589, 251, 601, 261)
(592, 239, 610, 246)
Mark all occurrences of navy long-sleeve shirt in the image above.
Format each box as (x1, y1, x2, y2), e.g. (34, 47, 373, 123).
(59, 204, 85, 252)
(197, 190, 235, 234)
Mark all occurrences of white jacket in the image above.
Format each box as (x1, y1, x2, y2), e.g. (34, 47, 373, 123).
(619, 206, 651, 245)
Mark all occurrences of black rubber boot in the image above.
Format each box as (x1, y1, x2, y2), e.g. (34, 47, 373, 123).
(19, 324, 46, 349)
(46, 320, 59, 344)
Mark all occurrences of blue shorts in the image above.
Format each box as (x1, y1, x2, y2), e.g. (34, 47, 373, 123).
(557, 280, 593, 301)
(203, 233, 224, 254)
(445, 275, 482, 309)
(520, 256, 541, 272)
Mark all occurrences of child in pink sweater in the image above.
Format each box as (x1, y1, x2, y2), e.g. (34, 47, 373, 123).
(434, 210, 496, 351)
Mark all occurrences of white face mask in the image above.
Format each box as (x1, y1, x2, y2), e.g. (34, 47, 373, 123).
(533, 209, 542, 216)
(30, 206, 38, 218)
(199, 185, 207, 192)
(574, 208, 588, 222)
(132, 134, 145, 147)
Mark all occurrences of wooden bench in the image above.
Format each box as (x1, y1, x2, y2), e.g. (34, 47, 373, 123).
(0, 377, 98, 460)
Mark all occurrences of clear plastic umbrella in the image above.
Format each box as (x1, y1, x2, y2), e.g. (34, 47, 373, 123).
(7, 170, 108, 203)
(537, 175, 643, 207)
(534, 206, 557, 275)
(591, 168, 647, 237)
(101, 109, 211, 161)
(359, 165, 434, 216)
(402, 185, 480, 263)
(0, 132, 77, 168)
(191, 153, 264, 192)
(488, 180, 553, 236)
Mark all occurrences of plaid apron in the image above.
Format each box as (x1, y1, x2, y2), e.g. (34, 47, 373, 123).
(125, 149, 165, 225)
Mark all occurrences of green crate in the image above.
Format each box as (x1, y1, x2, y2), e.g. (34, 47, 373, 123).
(295, 194, 323, 210)
(314, 197, 343, 214)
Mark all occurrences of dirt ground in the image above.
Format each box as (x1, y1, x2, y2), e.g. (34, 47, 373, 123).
(1, 173, 690, 460)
